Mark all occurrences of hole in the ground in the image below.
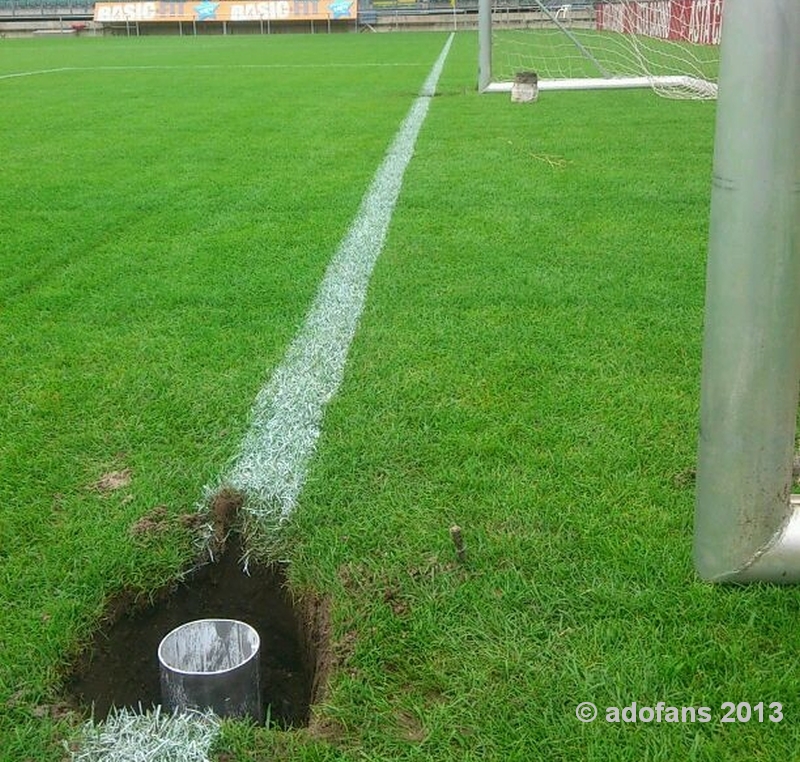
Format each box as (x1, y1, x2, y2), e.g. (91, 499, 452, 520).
(66, 533, 321, 728)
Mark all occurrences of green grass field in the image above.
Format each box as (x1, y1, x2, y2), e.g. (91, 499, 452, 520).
(2, 30, 799, 762)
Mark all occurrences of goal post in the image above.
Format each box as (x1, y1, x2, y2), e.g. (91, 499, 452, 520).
(694, 0, 800, 583)
(478, 0, 721, 99)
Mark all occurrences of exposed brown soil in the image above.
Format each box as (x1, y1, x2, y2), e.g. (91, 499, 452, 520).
(88, 468, 132, 494)
(65, 518, 325, 728)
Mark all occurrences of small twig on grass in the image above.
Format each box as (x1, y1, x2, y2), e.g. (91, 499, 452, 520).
(529, 152, 569, 168)
(502, 138, 569, 168)
(450, 525, 467, 565)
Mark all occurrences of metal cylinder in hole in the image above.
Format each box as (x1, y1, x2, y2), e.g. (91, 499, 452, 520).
(158, 618, 262, 723)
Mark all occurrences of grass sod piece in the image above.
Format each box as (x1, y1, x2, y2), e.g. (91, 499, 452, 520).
(0, 32, 449, 761)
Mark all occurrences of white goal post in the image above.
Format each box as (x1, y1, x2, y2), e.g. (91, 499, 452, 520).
(478, 0, 721, 99)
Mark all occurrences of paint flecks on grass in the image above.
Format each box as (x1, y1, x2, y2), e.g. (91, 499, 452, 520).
(66, 707, 220, 762)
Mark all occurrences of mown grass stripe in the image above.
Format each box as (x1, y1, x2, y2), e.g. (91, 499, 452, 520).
(227, 33, 454, 519)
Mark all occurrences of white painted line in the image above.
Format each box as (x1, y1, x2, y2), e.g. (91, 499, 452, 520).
(227, 33, 454, 520)
(68, 707, 219, 762)
(0, 67, 71, 81)
(82, 63, 427, 70)
(0, 62, 424, 82)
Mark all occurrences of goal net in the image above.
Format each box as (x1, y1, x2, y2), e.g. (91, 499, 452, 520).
(479, 0, 722, 99)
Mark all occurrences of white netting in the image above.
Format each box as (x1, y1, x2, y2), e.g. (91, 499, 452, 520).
(490, 0, 721, 99)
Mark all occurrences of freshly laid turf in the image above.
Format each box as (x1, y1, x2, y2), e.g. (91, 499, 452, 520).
(2, 29, 798, 762)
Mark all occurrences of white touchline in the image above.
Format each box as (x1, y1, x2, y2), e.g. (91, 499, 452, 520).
(227, 33, 454, 521)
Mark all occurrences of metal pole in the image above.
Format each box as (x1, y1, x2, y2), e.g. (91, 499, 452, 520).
(478, 0, 491, 91)
(694, 0, 800, 582)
